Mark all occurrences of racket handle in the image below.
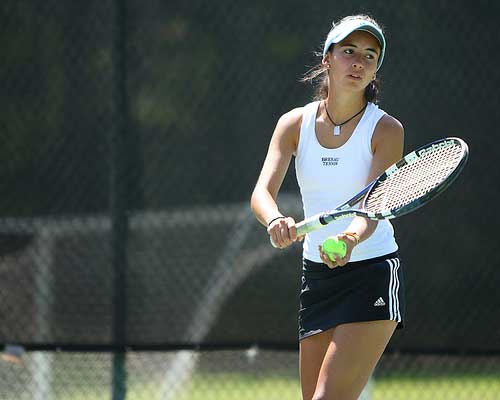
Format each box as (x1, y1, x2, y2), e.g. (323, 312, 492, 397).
(269, 214, 327, 248)
(296, 214, 328, 236)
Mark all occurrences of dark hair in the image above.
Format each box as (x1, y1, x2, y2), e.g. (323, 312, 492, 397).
(301, 15, 383, 103)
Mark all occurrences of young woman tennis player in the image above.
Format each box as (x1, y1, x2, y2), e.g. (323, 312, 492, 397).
(251, 15, 405, 400)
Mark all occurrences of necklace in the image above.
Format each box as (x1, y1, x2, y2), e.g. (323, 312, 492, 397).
(323, 101, 368, 136)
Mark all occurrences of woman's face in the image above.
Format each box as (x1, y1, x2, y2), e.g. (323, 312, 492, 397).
(326, 30, 381, 92)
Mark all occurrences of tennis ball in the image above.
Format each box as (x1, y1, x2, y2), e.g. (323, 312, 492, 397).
(322, 236, 347, 261)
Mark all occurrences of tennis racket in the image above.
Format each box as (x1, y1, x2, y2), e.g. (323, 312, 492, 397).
(271, 137, 468, 247)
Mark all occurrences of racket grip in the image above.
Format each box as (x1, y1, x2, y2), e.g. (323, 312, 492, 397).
(269, 214, 327, 248)
(296, 214, 328, 236)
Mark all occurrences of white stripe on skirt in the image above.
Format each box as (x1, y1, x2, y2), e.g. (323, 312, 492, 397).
(387, 258, 401, 322)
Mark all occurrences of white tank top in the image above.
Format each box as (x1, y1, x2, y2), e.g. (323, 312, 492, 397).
(295, 101, 398, 262)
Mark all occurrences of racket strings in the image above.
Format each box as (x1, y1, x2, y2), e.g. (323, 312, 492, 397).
(365, 143, 464, 213)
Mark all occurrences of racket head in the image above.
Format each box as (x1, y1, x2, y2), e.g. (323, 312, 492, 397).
(362, 137, 469, 219)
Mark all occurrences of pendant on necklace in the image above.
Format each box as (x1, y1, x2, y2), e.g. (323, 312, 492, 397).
(333, 125, 341, 136)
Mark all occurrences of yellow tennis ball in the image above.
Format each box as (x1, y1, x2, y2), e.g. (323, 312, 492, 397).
(322, 236, 347, 261)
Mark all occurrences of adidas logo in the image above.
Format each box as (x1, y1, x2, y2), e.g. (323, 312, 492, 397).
(374, 297, 386, 307)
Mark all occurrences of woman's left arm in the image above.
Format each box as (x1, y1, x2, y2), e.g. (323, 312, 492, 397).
(319, 115, 404, 268)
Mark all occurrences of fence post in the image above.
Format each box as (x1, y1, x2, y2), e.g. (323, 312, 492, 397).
(111, 0, 130, 398)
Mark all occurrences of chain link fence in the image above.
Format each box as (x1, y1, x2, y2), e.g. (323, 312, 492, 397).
(1, 0, 500, 399)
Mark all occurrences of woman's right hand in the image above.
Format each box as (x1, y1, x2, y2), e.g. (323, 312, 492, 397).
(267, 217, 301, 248)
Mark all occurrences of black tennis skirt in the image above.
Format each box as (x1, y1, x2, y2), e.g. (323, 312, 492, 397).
(299, 252, 405, 341)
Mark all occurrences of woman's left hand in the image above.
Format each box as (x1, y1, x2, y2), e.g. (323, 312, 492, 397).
(318, 233, 359, 269)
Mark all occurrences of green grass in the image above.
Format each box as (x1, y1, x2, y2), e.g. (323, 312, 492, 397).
(373, 374, 500, 400)
(66, 372, 500, 400)
(4, 369, 500, 400)
(157, 372, 302, 400)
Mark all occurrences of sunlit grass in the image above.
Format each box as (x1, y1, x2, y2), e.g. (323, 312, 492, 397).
(373, 373, 500, 400)
(3, 366, 499, 400)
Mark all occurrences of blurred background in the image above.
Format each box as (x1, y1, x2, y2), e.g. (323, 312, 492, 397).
(1, 0, 499, 399)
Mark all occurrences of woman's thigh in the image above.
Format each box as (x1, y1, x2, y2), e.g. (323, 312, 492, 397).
(313, 320, 397, 400)
(299, 328, 335, 400)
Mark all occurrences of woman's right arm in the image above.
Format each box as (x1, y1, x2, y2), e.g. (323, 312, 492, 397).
(250, 108, 302, 248)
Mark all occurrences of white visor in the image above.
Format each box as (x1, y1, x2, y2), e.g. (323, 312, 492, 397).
(323, 18, 386, 71)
